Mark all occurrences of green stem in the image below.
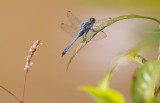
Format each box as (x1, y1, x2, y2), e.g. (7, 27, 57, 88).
(86, 15, 160, 42)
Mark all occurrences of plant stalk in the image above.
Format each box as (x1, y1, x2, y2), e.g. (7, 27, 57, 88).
(21, 70, 28, 103)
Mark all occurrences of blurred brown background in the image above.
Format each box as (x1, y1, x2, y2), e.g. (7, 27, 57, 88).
(0, 0, 159, 103)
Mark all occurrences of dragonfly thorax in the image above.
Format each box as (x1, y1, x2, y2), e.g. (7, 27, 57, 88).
(80, 21, 92, 32)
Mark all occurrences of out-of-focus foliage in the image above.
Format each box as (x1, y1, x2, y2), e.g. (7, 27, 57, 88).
(116, 28, 160, 66)
(154, 86, 160, 97)
(130, 28, 160, 54)
(74, 13, 160, 103)
(131, 61, 160, 103)
(110, 28, 160, 103)
(79, 73, 125, 103)
(75, 0, 160, 7)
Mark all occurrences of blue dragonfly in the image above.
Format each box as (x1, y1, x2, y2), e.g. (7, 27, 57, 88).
(61, 11, 109, 56)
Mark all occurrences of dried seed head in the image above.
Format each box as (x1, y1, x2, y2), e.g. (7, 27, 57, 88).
(24, 40, 41, 71)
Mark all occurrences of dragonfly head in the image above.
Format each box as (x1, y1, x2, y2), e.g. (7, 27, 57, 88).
(90, 17, 96, 24)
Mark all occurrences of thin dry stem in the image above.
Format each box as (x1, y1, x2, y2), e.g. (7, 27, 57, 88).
(0, 85, 21, 103)
(21, 71, 28, 103)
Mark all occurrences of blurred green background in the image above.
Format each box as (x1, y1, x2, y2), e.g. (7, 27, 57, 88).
(0, 0, 159, 103)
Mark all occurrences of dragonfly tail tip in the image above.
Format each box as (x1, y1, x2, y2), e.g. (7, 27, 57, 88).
(62, 52, 65, 56)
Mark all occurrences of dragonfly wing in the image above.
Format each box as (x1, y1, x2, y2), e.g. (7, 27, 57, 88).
(61, 23, 79, 37)
(89, 30, 107, 41)
(94, 17, 112, 26)
(67, 11, 82, 28)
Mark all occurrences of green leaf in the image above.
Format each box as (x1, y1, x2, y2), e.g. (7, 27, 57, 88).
(131, 61, 160, 103)
(126, 53, 147, 65)
(80, 86, 125, 103)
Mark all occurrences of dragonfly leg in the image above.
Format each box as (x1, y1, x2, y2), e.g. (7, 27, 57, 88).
(83, 34, 85, 40)
(84, 30, 89, 42)
(84, 33, 88, 43)
(85, 30, 89, 38)
(83, 33, 86, 41)
(91, 26, 95, 32)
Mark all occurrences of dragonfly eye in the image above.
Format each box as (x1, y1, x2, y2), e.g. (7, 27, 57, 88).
(90, 17, 96, 23)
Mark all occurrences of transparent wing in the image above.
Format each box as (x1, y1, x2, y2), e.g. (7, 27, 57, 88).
(94, 17, 112, 27)
(61, 23, 79, 37)
(67, 11, 82, 28)
(89, 30, 107, 41)
(61, 23, 107, 40)
(62, 11, 109, 40)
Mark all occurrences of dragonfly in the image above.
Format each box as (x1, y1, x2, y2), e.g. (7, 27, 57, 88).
(61, 11, 110, 56)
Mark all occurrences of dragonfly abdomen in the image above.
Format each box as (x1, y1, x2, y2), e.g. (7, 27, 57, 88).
(62, 30, 85, 56)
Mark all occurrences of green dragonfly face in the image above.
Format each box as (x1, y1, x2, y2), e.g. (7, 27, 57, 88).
(90, 17, 96, 24)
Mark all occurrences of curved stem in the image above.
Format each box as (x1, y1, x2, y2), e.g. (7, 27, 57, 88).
(86, 15, 160, 41)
